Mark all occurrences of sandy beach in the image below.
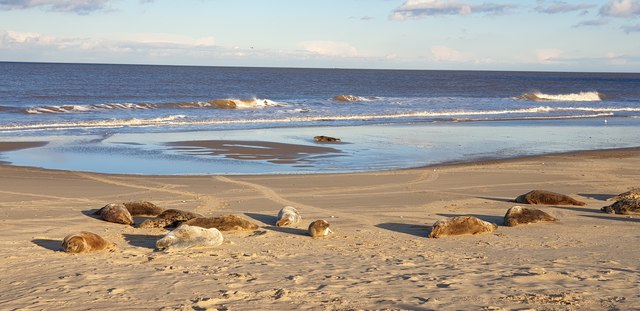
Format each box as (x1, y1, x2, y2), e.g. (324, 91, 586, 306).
(1, 145, 639, 310)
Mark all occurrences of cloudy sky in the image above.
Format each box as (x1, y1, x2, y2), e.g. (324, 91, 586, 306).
(1, 0, 639, 72)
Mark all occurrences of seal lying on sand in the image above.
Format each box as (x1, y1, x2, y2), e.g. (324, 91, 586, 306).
(308, 219, 332, 238)
(314, 136, 341, 143)
(601, 199, 640, 215)
(428, 216, 497, 238)
(94, 203, 134, 225)
(609, 187, 640, 202)
(62, 231, 115, 253)
(504, 206, 558, 227)
(155, 224, 224, 251)
(183, 215, 259, 231)
(276, 206, 301, 227)
(139, 209, 204, 228)
(123, 201, 165, 217)
(514, 190, 585, 206)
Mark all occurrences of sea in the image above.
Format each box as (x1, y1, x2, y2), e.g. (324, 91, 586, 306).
(1, 61, 639, 175)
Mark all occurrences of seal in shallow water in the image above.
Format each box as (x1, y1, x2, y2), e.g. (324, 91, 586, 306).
(155, 224, 224, 251)
(504, 206, 558, 227)
(514, 190, 585, 206)
(94, 203, 134, 225)
(308, 219, 332, 238)
(183, 215, 259, 231)
(428, 216, 497, 238)
(276, 206, 301, 227)
(314, 135, 341, 142)
(62, 231, 115, 253)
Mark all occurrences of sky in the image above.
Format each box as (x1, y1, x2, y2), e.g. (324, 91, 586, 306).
(0, 0, 639, 72)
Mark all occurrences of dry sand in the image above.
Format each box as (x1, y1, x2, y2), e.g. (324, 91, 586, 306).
(0, 147, 639, 310)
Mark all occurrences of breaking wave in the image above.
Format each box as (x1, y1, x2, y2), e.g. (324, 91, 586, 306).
(23, 98, 284, 114)
(2, 106, 635, 133)
(333, 95, 373, 102)
(516, 91, 605, 102)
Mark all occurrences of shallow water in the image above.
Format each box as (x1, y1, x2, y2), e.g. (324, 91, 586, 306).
(2, 118, 638, 175)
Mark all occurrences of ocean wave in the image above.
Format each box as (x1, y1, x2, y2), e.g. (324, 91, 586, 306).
(23, 98, 284, 114)
(2, 106, 633, 132)
(516, 91, 605, 102)
(333, 95, 373, 102)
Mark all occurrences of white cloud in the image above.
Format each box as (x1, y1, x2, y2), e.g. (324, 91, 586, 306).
(299, 40, 359, 57)
(535, 1, 595, 14)
(599, 0, 640, 17)
(0, 0, 111, 14)
(431, 45, 469, 62)
(391, 0, 516, 20)
(535, 48, 563, 63)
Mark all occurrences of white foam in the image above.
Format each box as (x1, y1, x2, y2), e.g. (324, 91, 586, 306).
(517, 91, 604, 102)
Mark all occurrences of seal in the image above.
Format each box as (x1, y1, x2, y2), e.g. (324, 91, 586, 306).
(609, 187, 640, 202)
(314, 135, 341, 143)
(155, 224, 224, 251)
(308, 219, 332, 238)
(94, 203, 134, 225)
(601, 198, 640, 215)
(514, 190, 585, 206)
(504, 206, 558, 227)
(138, 209, 204, 228)
(62, 231, 115, 253)
(428, 216, 497, 238)
(183, 215, 259, 231)
(276, 206, 301, 227)
(123, 201, 165, 217)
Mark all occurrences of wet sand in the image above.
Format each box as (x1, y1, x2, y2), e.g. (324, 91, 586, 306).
(0, 146, 639, 310)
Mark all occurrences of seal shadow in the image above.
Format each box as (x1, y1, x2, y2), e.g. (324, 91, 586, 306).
(82, 209, 102, 220)
(578, 193, 614, 201)
(551, 205, 601, 214)
(244, 212, 278, 226)
(32, 238, 62, 251)
(263, 225, 309, 236)
(122, 233, 164, 249)
(581, 214, 640, 223)
(476, 196, 515, 203)
(375, 222, 431, 238)
(436, 213, 505, 226)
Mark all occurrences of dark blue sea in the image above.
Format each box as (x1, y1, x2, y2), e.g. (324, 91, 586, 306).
(1, 62, 639, 174)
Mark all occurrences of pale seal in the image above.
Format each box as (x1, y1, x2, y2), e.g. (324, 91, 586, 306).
(94, 203, 134, 225)
(276, 206, 301, 227)
(428, 216, 498, 238)
(504, 206, 558, 227)
(609, 187, 640, 202)
(123, 201, 165, 217)
(155, 224, 224, 251)
(514, 190, 585, 206)
(601, 198, 640, 215)
(308, 219, 332, 238)
(62, 231, 115, 253)
(138, 209, 204, 228)
(183, 215, 259, 231)
(314, 135, 341, 143)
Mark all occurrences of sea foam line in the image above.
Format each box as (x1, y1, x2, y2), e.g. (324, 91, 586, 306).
(516, 91, 605, 102)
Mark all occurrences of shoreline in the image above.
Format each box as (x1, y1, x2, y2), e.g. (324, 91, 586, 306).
(1, 146, 639, 309)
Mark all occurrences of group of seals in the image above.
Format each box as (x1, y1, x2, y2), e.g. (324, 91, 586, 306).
(93, 201, 166, 226)
(275, 206, 332, 238)
(602, 187, 640, 215)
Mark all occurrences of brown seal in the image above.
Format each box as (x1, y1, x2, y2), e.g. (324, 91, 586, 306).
(428, 216, 497, 238)
(314, 135, 341, 143)
(514, 190, 585, 206)
(183, 215, 259, 231)
(138, 209, 204, 228)
(62, 231, 115, 253)
(504, 206, 558, 227)
(94, 203, 134, 225)
(601, 198, 640, 215)
(308, 219, 332, 238)
(123, 201, 165, 217)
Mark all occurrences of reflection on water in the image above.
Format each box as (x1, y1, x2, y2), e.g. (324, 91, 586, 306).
(1, 119, 639, 175)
